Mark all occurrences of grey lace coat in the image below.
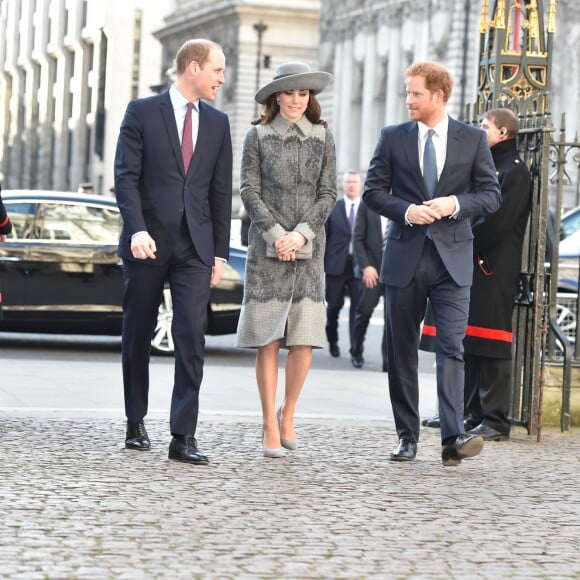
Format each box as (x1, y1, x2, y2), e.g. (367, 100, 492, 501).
(236, 114, 337, 348)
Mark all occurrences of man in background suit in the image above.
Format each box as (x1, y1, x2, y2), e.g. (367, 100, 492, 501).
(324, 170, 363, 358)
(364, 61, 501, 466)
(351, 201, 388, 371)
(114, 39, 233, 465)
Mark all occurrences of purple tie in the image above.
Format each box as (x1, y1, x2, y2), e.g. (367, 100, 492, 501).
(182, 102, 194, 173)
(348, 203, 355, 231)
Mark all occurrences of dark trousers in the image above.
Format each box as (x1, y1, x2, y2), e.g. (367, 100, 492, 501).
(464, 354, 512, 435)
(351, 282, 388, 367)
(325, 257, 361, 348)
(386, 239, 470, 443)
(121, 222, 211, 436)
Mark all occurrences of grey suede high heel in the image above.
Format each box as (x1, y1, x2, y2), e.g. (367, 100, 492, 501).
(262, 428, 285, 458)
(277, 407, 298, 451)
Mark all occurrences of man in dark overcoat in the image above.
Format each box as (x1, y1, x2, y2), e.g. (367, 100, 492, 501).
(464, 108, 532, 440)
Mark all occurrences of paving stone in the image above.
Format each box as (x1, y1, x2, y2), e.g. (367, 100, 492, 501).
(0, 417, 578, 578)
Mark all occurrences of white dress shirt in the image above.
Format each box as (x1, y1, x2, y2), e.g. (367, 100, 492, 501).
(418, 118, 448, 179)
(344, 197, 361, 221)
(405, 115, 459, 224)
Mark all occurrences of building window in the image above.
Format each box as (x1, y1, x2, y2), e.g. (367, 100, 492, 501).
(131, 9, 142, 100)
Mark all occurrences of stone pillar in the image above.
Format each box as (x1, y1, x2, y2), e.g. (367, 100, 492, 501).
(385, 24, 402, 126)
(359, 23, 377, 170)
(336, 29, 353, 173)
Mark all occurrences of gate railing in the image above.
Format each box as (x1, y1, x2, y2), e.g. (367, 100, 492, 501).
(465, 102, 580, 434)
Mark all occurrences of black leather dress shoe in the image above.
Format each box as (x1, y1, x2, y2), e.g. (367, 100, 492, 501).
(351, 354, 364, 369)
(421, 415, 440, 428)
(389, 438, 417, 461)
(467, 423, 509, 441)
(463, 416, 480, 431)
(441, 433, 484, 466)
(329, 342, 340, 357)
(125, 421, 150, 450)
(168, 435, 209, 465)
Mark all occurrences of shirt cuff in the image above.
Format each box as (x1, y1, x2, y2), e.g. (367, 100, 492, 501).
(450, 196, 460, 218)
(404, 205, 414, 226)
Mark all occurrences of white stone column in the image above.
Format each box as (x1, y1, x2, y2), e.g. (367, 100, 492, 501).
(359, 26, 377, 170)
(337, 31, 353, 173)
(331, 39, 343, 148)
(385, 24, 402, 126)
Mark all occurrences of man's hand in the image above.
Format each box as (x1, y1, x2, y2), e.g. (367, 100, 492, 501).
(130, 231, 157, 260)
(407, 203, 441, 225)
(0, 234, 6, 243)
(211, 260, 225, 287)
(423, 197, 456, 218)
(362, 266, 380, 289)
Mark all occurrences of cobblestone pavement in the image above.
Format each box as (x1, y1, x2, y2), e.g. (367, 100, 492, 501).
(0, 416, 578, 579)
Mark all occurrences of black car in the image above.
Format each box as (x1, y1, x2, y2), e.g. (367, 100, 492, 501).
(0, 191, 246, 353)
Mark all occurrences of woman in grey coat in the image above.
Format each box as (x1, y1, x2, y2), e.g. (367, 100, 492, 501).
(236, 63, 337, 457)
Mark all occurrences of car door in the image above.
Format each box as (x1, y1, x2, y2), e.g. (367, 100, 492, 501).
(23, 199, 124, 331)
(0, 201, 36, 316)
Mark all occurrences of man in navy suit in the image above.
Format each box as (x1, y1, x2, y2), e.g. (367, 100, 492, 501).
(351, 202, 388, 371)
(114, 39, 233, 465)
(324, 170, 363, 358)
(364, 61, 501, 466)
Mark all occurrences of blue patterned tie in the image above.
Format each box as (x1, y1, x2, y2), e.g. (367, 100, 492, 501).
(423, 129, 438, 198)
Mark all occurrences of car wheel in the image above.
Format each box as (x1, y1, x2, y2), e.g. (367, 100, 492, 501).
(151, 288, 174, 355)
(556, 302, 576, 341)
(551, 301, 577, 360)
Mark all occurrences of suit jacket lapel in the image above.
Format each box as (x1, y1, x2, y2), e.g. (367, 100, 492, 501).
(160, 91, 186, 176)
(403, 123, 429, 200)
(337, 198, 349, 231)
(438, 118, 462, 192)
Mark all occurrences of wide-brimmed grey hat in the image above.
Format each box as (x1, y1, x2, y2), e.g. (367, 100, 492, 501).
(255, 62, 333, 104)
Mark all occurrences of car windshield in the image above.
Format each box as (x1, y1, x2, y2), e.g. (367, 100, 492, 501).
(5, 200, 121, 243)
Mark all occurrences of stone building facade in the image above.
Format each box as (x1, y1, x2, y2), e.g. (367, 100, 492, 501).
(321, 0, 579, 180)
(0, 0, 171, 195)
(0, 0, 577, 202)
(154, 0, 321, 195)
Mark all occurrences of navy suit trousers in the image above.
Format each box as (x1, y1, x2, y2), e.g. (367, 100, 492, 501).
(386, 238, 469, 443)
(325, 257, 361, 347)
(121, 220, 211, 436)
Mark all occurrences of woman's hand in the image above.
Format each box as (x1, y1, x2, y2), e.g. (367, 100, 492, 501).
(274, 232, 306, 261)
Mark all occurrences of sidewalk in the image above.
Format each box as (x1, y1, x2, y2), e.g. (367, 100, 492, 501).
(0, 414, 578, 578)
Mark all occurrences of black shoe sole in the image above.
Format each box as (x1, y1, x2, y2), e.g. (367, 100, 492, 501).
(168, 453, 209, 465)
(481, 434, 509, 442)
(389, 454, 416, 462)
(457, 437, 484, 459)
(442, 436, 484, 466)
(125, 442, 150, 451)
